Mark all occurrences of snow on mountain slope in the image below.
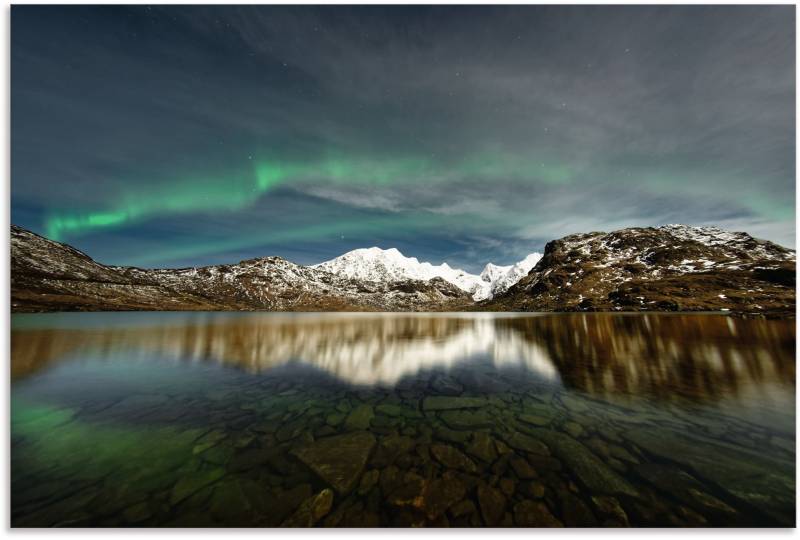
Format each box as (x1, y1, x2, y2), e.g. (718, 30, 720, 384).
(479, 263, 512, 284)
(11, 225, 471, 312)
(313, 247, 542, 300)
(486, 224, 795, 315)
(486, 253, 543, 297)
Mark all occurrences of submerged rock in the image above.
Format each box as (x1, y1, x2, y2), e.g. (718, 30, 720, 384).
(560, 395, 591, 413)
(192, 430, 226, 454)
(439, 410, 494, 429)
(386, 472, 426, 508)
(509, 456, 538, 479)
(466, 433, 499, 463)
(208, 479, 252, 522)
(423, 396, 488, 410)
(357, 469, 380, 495)
(281, 488, 334, 527)
(518, 414, 551, 427)
(477, 484, 506, 526)
(423, 474, 467, 520)
(624, 427, 794, 525)
(121, 501, 153, 524)
(530, 428, 637, 497)
(379, 465, 402, 495)
(325, 413, 345, 427)
(430, 375, 464, 396)
(633, 463, 737, 519)
(560, 492, 597, 526)
(371, 435, 416, 468)
(430, 444, 478, 473)
(563, 422, 584, 439)
(603, 444, 635, 465)
(436, 426, 473, 443)
(376, 404, 420, 418)
(169, 468, 225, 505)
(525, 481, 546, 499)
(591, 495, 629, 526)
(262, 484, 313, 526)
(450, 499, 477, 518)
(518, 401, 557, 426)
(344, 404, 374, 431)
(291, 432, 376, 494)
(499, 477, 515, 497)
(502, 433, 550, 456)
(513, 500, 563, 527)
(228, 447, 277, 472)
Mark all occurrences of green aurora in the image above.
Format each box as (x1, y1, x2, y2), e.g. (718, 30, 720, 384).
(44, 155, 576, 242)
(12, 6, 794, 270)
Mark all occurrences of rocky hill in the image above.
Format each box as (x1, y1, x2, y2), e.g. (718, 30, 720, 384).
(483, 225, 795, 317)
(10, 226, 470, 312)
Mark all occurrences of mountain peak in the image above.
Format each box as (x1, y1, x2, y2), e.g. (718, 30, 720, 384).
(11, 223, 794, 316)
(346, 246, 410, 262)
(314, 247, 542, 300)
(480, 262, 511, 284)
(363, 246, 400, 254)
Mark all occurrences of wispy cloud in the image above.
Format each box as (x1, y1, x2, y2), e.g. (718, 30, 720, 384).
(11, 5, 795, 268)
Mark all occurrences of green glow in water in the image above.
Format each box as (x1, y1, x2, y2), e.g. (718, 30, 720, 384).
(11, 398, 203, 485)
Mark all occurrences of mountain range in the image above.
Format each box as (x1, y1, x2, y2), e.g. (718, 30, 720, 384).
(312, 247, 541, 300)
(10, 224, 796, 316)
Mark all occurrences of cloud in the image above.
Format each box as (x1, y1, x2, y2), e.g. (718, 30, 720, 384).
(297, 185, 403, 212)
(10, 5, 795, 267)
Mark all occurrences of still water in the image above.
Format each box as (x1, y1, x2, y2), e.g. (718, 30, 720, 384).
(10, 312, 796, 527)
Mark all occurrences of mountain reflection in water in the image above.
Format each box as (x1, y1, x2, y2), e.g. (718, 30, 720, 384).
(10, 312, 796, 527)
(11, 313, 794, 403)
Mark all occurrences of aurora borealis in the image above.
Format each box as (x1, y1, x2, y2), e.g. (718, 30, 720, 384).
(11, 5, 795, 271)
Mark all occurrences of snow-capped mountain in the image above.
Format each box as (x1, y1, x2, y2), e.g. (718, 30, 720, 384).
(10, 226, 470, 312)
(478, 263, 510, 284)
(312, 247, 542, 300)
(10, 223, 795, 316)
(481, 253, 543, 298)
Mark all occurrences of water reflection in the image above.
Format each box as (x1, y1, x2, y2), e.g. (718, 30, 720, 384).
(497, 314, 795, 402)
(11, 312, 796, 527)
(11, 313, 794, 404)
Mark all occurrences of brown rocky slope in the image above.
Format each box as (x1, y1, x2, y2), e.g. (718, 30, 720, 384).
(482, 224, 795, 317)
(11, 224, 795, 315)
(10, 225, 470, 312)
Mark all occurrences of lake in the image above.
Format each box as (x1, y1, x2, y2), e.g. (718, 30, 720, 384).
(10, 312, 796, 527)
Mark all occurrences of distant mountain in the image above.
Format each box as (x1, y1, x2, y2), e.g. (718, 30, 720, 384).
(10, 225, 470, 312)
(10, 223, 795, 316)
(313, 247, 542, 300)
(480, 253, 543, 299)
(483, 224, 795, 317)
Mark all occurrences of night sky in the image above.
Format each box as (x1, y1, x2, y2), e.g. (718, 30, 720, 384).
(11, 5, 795, 272)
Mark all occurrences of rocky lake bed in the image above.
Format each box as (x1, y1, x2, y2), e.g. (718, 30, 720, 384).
(10, 312, 796, 527)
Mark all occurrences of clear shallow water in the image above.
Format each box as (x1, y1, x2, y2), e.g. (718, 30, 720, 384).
(10, 312, 796, 527)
